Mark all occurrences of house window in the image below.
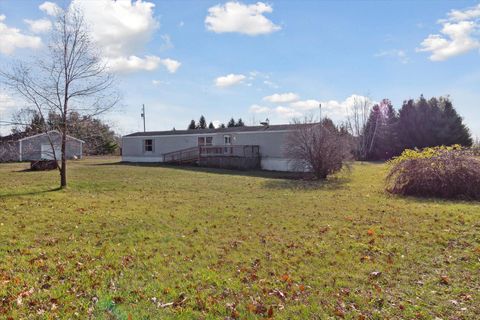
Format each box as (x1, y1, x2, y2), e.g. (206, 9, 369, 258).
(198, 136, 213, 146)
(144, 139, 153, 152)
(224, 135, 232, 145)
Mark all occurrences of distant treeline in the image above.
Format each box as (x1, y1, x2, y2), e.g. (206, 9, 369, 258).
(187, 116, 245, 130)
(358, 95, 472, 160)
(9, 109, 119, 155)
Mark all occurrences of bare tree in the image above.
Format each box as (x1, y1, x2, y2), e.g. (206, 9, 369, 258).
(1, 6, 118, 188)
(473, 136, 480, 156)
(285, 119, 352, 179)
(345, 96, 373, 160)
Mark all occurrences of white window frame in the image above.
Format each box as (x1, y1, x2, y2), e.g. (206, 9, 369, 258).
(198, 136, 213, 146)
(144, 139, 154, 152)
(224, 135, 232, 145)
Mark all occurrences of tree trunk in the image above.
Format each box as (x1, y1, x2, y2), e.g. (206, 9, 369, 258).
(61, 72, 68, 188)
(60, 121, 67, 188)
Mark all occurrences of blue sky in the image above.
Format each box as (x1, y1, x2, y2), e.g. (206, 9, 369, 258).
(0, 0, 479, 138)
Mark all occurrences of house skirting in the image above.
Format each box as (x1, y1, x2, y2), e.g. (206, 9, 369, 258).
(122, 156, 165, 163)
(122, 155, 301, 172)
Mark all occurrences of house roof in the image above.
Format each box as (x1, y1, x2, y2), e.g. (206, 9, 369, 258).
(0, 130, 85, 143)
(124, 124, 301, 138)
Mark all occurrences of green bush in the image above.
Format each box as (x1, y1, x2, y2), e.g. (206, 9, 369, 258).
(386, 146, 480, 200)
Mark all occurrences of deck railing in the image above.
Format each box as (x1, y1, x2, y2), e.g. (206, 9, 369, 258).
(163, 145, 260, 163)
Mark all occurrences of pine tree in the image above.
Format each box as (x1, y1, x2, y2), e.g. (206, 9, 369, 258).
(227, 118, 236, 128)
(437, 97, 472, 146)
(208, 122, 215, 129)
(367, 100, 400, 160)
(236, 118, 245, 127)
(188, 119, 196, 130)
(398, 95, 472, 150)
(198, 115, 207, 129)
(219, 123, 226, 128)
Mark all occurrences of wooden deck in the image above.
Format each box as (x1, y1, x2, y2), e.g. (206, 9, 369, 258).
(163, 145, 260, 170)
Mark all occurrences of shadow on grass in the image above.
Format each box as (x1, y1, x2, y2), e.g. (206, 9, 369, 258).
(93, 161, 352, 190)
(91, 161, 303, 179)
(384, 191, 480, 205)
(263, 176, 351, 190)
(0, 187, 62, 199)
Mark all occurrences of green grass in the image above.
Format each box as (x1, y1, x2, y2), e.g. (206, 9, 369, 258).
(0, 158, 479, 319)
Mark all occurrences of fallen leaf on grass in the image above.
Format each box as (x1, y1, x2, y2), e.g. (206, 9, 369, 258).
(440, 275, 450, 285)
(267, 306, 274, 317)
(280, 274, 291, 282)
(16, 287, 34, 306)
(334, 307, 345, 318)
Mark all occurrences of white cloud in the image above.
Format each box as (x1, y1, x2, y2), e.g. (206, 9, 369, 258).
(275, 106, 302, 118)
(72, 0, 180, 73)
(39, 1, 62, 16)
(160, 58, 181, 73)
(106, 55, 161, 73)
(24, 18, 52, 33)
(289, 95, 373, 118)
(290, 99, 320, 110)
(205, 1, 281, 36)
(417, 4, 480, 61)
(263, 92, 299, 103)
(152, 79, 170, 86)
(0, 91, 16, 111)
(215, 73, 246, 87)
(248, 94, 373, 122)
(249, 104, 270, 113)
(159, 34, 173, 51)
(0, 15, 42, 55)
(321, 95, 373, 117)
(374, 49, 409, 64)
(446, 3, 480, 21)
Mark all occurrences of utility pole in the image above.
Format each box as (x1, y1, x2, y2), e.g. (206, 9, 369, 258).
(319, 103, 322, 123)
(141, 104, 146, 132)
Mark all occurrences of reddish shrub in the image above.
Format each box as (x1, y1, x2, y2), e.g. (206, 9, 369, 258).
(386, 148, 480, 200)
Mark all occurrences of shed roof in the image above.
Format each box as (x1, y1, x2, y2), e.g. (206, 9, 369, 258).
(124, 124, 302, 138)
(0, 130, 85, 143)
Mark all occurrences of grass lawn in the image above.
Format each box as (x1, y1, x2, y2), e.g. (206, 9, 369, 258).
(0, 158, 479, 319)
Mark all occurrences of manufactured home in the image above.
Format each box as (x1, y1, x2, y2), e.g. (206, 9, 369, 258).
(122, 124, 301, 171)
(0, 130, 84, 162)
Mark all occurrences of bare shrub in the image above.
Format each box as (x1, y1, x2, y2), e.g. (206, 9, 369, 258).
(386, 147, 480, 200)
(285, 120, 352, 179)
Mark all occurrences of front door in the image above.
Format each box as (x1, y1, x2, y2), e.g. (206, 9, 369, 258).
(223, 135, 232, 154)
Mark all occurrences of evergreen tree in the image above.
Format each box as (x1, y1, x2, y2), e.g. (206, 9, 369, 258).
(187, 119, 196, 130)
(364, 100, 400, 160)
(437, 97, 472, 146)
(398, 95, 472, 149)
(208, 122, 215, 129)
(198, 115, 207, 129)
(227, 118, 236, 128)
(236, 118, 245, 127)
(219, 123, 226, 129)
